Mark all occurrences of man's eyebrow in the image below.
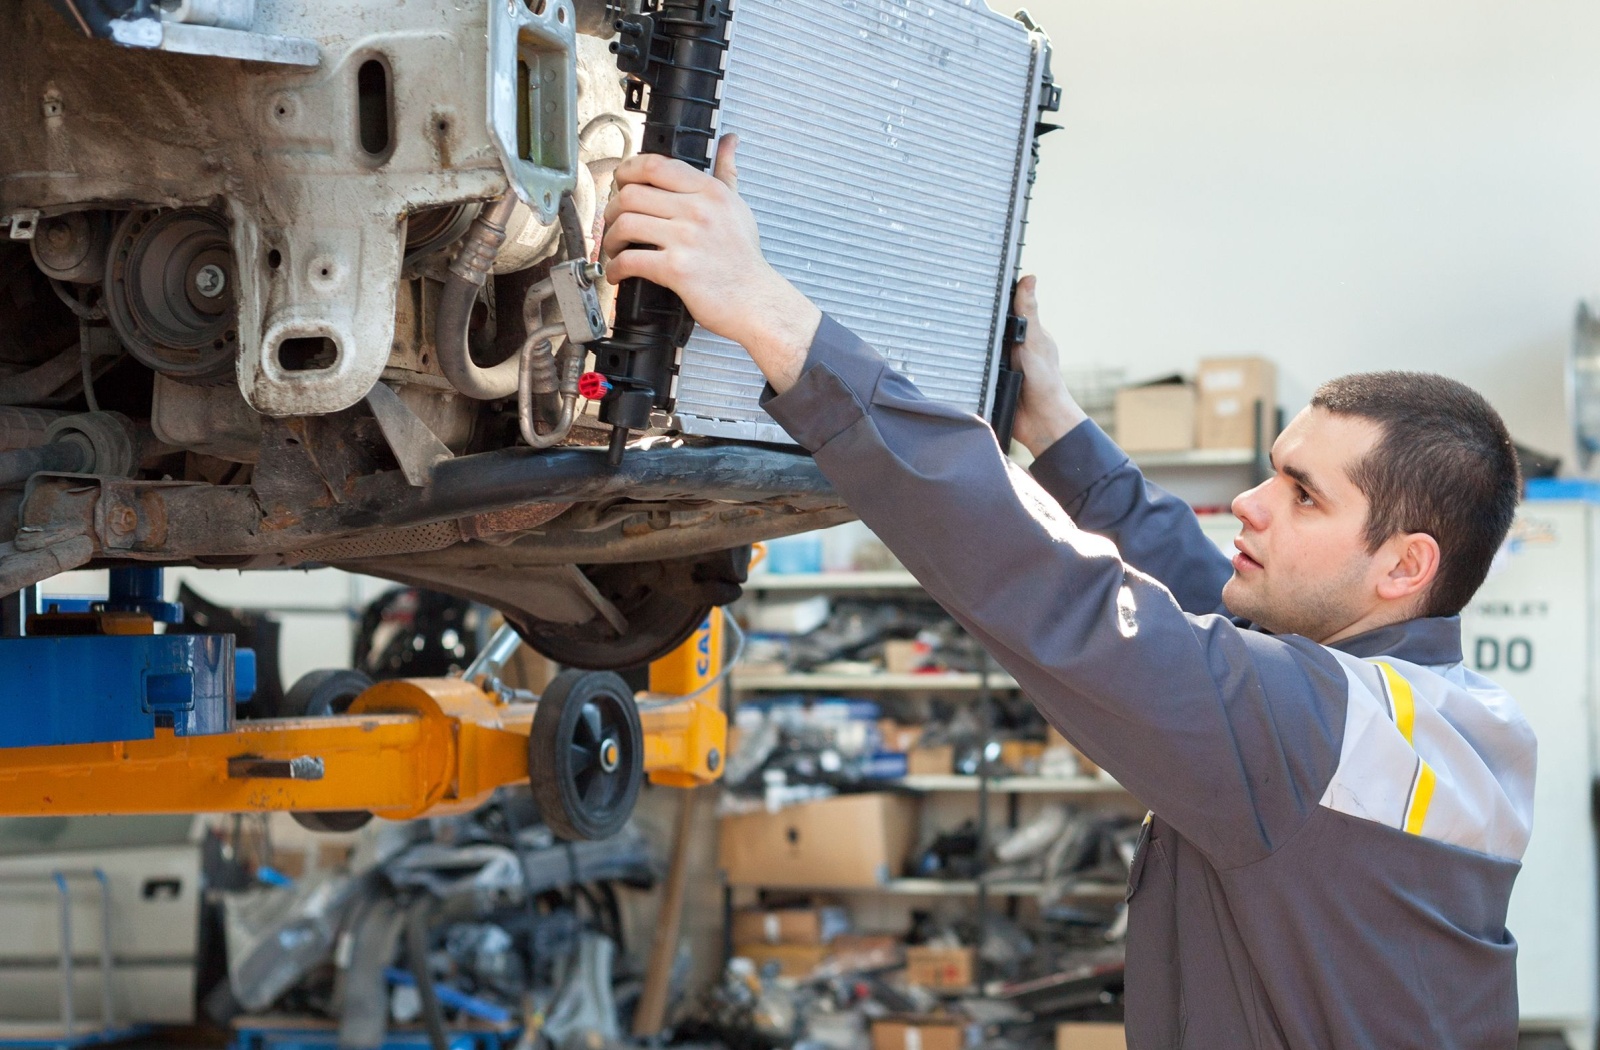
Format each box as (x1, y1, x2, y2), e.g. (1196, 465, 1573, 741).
(1281, 462, 1326, 500)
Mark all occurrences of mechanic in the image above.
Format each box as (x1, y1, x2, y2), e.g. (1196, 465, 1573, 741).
(601, 138, 1538, 1050)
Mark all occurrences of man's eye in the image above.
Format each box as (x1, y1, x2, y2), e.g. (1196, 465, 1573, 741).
(1294, 486, 1314, 507)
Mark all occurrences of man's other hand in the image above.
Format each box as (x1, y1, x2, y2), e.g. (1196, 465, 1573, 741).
(1011, 275, 1088, 456)
(602, 135, 822, 393)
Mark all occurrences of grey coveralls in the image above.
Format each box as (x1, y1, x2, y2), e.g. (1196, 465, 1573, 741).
(760, 316, 1538, 1050)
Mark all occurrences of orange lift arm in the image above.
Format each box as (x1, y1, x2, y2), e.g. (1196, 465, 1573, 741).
(0, 611, 729, 831)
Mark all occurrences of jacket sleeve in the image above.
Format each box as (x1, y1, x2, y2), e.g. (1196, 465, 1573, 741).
(761, 316, 1348, 870)
(1028, 423, 1235, 617)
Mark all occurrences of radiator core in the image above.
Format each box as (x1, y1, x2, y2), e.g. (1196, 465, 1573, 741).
(668, 0, 1050, 444)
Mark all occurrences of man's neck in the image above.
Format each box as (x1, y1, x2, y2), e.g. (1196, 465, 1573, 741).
(1319, 605, 1421, 647)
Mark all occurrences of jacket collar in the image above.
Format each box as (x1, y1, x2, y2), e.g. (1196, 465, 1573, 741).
(1327, 616, 1463, 666)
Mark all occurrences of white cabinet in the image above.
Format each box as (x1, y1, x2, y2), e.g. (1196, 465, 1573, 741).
(1461, 501, 1597, 1050)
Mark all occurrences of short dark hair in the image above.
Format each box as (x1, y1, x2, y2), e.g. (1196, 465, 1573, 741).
(1310, 372, 1520, 618)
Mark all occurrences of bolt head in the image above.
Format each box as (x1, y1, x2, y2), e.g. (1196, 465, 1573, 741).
(707, 747, 721, 773)
(194, 263, 227, 298)
(108, 506, 138, 535)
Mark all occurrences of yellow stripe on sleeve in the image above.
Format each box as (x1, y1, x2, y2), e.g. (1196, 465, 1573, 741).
(1375, 662, 1417, 745)
(1404, 761, 1437, 836)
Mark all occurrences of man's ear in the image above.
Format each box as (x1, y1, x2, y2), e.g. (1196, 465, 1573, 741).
(1376, 532, 1441, 608)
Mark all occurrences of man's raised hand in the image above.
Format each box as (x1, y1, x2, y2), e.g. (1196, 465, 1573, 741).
(602, 135, 821, 392)
(1010, 275, 1088, 456)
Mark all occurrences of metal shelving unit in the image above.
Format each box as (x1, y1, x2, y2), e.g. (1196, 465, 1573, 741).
(895, 774, 1126, 795)
(1131, 448, 1256, 469)
(728, 567, 1133, 983)
(746, 570, 920, 591)
(755, 877, 1126, 900)
(732, 671, 1021, 692)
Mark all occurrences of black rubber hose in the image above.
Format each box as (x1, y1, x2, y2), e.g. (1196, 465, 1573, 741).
(404, 899, 449, 1050)
(436, 197, 521, 400)
(0, 441, 88, 487)
(0, 346, 83, 406)
(0, 407, 66, 452)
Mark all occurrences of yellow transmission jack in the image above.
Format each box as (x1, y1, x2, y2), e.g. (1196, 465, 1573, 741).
(0, 611, 728, 840)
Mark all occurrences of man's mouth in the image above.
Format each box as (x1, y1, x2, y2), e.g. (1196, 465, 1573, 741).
(1232, 539, 1263, 573)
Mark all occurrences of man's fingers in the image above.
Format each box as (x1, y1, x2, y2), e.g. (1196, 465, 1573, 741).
(601, 212, 674, 265)
(603, 183, 687, 228)
(613, 152, 711, 194)
(712, 134, 740, 194)
(604, 246, 672, 287)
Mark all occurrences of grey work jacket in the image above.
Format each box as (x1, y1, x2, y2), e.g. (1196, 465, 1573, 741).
(760, 315, 1538, 1050)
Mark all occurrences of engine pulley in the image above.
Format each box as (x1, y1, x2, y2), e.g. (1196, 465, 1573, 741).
(103, 208, 239, 383)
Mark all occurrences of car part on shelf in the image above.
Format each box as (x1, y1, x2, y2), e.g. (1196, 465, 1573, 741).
(590, 0, 733, 465)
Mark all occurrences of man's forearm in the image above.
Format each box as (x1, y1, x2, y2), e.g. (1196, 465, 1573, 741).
(1029, 422, 1233, 617)
(733, 280, 822, 394)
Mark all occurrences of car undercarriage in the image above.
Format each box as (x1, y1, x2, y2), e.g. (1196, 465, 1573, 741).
(0, 0, 1052, 669)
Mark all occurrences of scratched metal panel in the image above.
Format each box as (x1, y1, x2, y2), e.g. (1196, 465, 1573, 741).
(670, 0, 1040, 444)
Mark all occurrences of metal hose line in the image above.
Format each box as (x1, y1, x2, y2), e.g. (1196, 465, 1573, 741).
(0, 346, 83, 406)
(517, 324, 575, 449)
(435, 195, 522, 400)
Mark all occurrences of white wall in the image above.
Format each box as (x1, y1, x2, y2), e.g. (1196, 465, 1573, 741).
(1018, 0, 1600, 464)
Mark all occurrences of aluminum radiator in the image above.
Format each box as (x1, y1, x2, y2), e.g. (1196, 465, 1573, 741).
(669, 0, 1053, 444)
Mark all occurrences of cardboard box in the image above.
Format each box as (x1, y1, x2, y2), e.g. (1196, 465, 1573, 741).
(720, 793, 917, 888)
(731, 906, 847, 945)
(999, 740, 1046, 775)
(1113, 379, 1195, 453)
(734, 942, 831, 979)
(872, 1017, 971, 1050)
(747, 595, 832, 635)
(827, 934, 903, 973)
(1046, 726, 1099, 778)
(905, 945, 975, 989)
(1055, 1022, 1126, 1050)
(884, 639, 930, 674)
(879, 720, 922, 753)
(1196, 356, 1276, 450)
(907, 745, 953, 776)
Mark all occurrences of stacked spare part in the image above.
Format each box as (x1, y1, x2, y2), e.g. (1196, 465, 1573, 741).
(0, 0, 1053, 669)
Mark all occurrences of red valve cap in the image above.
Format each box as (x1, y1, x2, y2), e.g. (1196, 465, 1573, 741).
(579, 372, 613, 400)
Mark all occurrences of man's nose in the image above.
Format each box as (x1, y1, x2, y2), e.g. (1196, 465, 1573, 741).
(1232, 481, 1269, 530)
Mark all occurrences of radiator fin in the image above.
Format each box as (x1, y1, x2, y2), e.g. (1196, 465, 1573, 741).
(671, 0, 1039, 444)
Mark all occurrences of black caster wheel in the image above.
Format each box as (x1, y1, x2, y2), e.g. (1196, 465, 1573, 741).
(283, 669, 376, 834)
(290, 810, 373, 833)
(528, 669, 643, 841)
(283, 668, 373, 718)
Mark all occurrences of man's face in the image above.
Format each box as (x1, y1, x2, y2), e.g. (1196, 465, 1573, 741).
(1222, 407, 1391, 641)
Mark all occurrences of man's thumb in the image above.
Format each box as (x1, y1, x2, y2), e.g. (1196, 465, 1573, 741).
(713, 134, 739, 192)
(1013, 274, 1039, 316)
